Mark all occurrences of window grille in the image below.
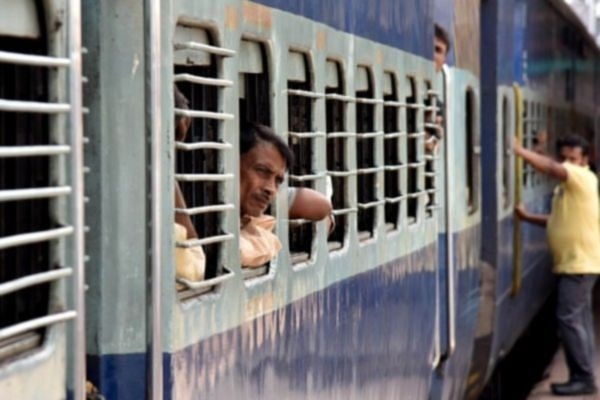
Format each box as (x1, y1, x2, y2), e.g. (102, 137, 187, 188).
(0, 3, 81, 362)
(325, 60, 353, 251)
(286, 50, 322, 264)
(383, 72, 402, 230)
(424, 82, 441, 217)
(355, 66, 382, 240)
(405, 77, 423, 223)
(173, 25, 235, 294)
(238, 39, 271, 279)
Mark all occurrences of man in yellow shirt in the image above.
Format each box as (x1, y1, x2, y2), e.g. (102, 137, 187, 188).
(514, 134, 600, 396)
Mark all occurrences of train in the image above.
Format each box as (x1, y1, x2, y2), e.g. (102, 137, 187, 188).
(1, 0, 599, 399)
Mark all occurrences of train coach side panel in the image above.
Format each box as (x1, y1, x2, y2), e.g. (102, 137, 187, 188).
(169, 249, 437, 400)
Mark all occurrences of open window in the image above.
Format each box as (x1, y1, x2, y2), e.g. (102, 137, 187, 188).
(465, 88, 479, 214)
(355, 65, 380, 240)
(405, 77, 421, 223)
(238, 39, 272, 279)
(0, 0, 80, 360)
(383, 71, 402, 231)
(286, 50, 319, 265)
(423, 80, 440, 217)
(173, 24, 235, 296)
(325, 59, 351, 251)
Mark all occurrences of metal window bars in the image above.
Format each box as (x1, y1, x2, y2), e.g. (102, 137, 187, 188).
(325, 88, 355, 251)
(0, 0, 85, 397)
(173, 33, 235, 292)
(285, 84, 324, 264)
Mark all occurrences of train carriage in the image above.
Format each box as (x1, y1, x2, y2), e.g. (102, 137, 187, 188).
(0, 0, 599, 399)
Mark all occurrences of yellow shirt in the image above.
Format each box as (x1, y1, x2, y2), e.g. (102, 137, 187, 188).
(547, 163, 600, 274)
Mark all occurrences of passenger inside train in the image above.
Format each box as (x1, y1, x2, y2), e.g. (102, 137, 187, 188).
(425, 23, 450, 152)
(239, 122, 332, 267)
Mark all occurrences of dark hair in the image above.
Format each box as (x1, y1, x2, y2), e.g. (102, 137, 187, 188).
(556, 134, 590, 156)
(434, 23, 451, 52)
(240, 122, 294, 170)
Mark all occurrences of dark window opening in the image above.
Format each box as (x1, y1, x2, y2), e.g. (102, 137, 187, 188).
(424, 80, 436, 217)
(239, 42, 270, 126)
(406, 78, 419, 222)
(325, 60, 347, 250)
(383, 73, 400, 230)
(238, 40, 271, 279)
(174, 30, 223, 281)
(0, 32, 51, 339)
(356, 67, 376, 239)
(465, 89, 478, 213)
(287, 51, 314, 261)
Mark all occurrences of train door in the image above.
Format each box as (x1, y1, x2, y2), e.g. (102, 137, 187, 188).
(0, 0, 85, 398)
(432, 65, 482, 399)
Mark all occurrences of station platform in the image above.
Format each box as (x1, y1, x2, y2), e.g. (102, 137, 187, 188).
(528, 282, 600, 400)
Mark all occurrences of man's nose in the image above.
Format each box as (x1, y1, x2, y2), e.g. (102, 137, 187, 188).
(264, 178, 277, 196)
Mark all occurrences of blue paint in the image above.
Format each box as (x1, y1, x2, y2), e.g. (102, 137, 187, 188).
(87, 353, 148, 400)
(252, 0, 433, 59)
(167, 247, 440, 399)
(512, 3, 527, 85)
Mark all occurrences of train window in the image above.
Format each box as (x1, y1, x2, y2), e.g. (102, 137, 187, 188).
(325, 59, 352, 251)
(383, 71, 402, 231)
(0, 1, 80, 359)
(405, 77, 420, 223)
(355, 65, 381, 240)
(501, 96, 511, 209)
(173, 24, 235, 295)
(238, 39, 272, 279)
(286, 50, 320, 265)
(465, 88, 479, 213)
(239, 39, 270, 126)
(423, 80, 439, 218)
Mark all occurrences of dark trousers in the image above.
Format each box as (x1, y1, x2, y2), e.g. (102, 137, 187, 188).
(556, 274, 599, 383)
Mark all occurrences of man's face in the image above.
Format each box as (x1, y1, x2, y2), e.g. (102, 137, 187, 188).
(240, 141, 286, 217)
(434, 37, 448, 73)
(559, 146, 587, 167)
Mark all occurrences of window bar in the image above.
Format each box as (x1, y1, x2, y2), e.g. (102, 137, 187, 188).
(0, 99, 70, 114)
(0, 312, 77, 343)
(173, 41, 235, 57)
(174, 73, 233, 87)
(0, 145, 70, 157)
(0, 268, 73, 296)
(0, 51, 70, 67)
(0, 187, 71, 202)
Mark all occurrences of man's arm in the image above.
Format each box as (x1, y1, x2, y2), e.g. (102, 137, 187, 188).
(175, 182, 198, 239)
(514, 203, 549, 227)
(288, 187, 332, 221)
(513, 137, 567, 181)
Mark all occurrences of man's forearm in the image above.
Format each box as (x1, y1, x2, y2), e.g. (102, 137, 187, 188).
(514, 145, 567, 180)
(518, 211, 548, 227)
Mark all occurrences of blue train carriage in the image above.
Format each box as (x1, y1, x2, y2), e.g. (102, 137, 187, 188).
(160, 1, 453, 399)
(0, 1, 486, 400)
(0, 0, 86, 398)
(469, 0, 600, 396)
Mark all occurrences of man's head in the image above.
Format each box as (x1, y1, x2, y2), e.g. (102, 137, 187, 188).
(174, 84, 192, 141)
(240, 123, 294, 217)
(434, 24, 451, 73)
(556, 134, 589, 167)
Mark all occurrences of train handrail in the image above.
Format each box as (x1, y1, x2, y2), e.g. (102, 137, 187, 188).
(511, 84, 524, 297)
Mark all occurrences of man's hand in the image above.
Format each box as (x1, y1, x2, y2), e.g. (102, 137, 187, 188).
(514, 203, 527, 220)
